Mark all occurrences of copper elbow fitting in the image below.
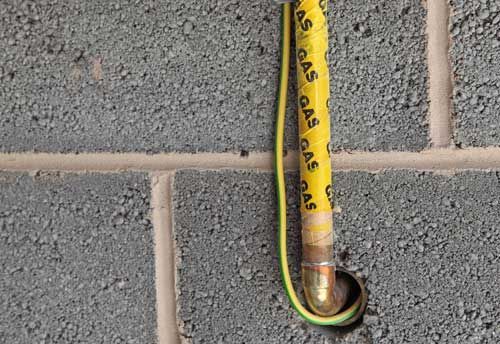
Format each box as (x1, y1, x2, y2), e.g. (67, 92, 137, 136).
(301, 217, 366, 321)
(302, 264, 351, 317)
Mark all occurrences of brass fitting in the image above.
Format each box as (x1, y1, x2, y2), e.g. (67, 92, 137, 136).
(302, 264, 349, 316)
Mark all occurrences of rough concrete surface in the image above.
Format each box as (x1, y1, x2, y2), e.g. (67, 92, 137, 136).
(0, 172, 157, 343)
(174, 170, 500, 343)
(328, 0, 428, 151)
(0, 0, 428, 153)
(450, 0, 500, 147)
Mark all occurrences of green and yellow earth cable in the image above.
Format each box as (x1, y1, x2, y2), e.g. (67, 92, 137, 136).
(274, 1, 366, 326)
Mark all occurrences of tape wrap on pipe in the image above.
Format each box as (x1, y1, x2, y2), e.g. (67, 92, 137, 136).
(296, 0, 333, 248)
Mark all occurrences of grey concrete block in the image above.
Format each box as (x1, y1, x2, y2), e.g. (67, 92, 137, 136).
(328, 0, 428, 151)
(0, 0, 428, 153)
(0, 172, 156, 343)
(450, 0, 500, 146)
(174, 170, 500, 343)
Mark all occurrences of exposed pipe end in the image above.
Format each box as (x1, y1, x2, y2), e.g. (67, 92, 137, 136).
(302, 265, 367, 325)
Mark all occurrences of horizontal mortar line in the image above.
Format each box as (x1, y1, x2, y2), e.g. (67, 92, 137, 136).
(3, 148, 500, 172)
(0, 152, 282, 172)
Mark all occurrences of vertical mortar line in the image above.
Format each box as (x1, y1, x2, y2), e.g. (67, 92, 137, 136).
(151, 172, 180, 344)
(427, 0, 453, 148)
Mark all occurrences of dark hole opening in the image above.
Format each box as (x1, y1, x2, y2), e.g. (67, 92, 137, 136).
(308, 269, 368, 339)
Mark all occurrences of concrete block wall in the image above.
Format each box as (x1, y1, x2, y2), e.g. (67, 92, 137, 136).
(1, 0, 500, 343)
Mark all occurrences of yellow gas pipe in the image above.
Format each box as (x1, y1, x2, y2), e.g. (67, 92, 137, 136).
(275, 1, 367, 326)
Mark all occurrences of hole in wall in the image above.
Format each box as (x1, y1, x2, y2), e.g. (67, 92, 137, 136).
(308, 269, 369, 340)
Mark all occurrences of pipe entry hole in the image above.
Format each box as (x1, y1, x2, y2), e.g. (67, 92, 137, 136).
(308, 268, 368, 339)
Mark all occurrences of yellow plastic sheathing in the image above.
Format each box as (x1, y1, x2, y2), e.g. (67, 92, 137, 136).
(295, 0, 333, 243)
